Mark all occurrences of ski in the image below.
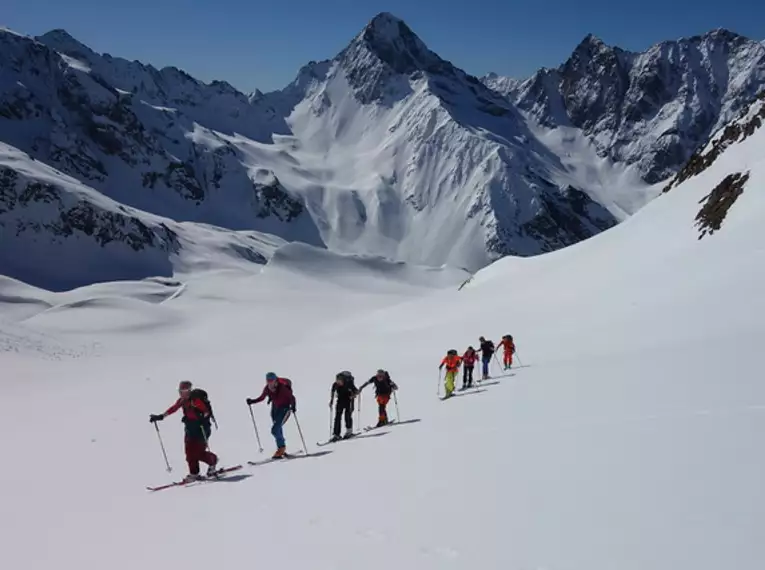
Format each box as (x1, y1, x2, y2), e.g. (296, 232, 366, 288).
(316, 432, 360, 446)
(146, 464, 243, 492)
(363, 420, 397, 432)
(247, 450, 306, 466)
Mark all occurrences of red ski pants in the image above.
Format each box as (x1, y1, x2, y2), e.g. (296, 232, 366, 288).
(376, 394, 391, 421)
(185, 437, 217, 475)
(503, 351, 513, 366)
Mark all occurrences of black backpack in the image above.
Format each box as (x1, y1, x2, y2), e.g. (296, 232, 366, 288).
(190, 388, 217, 429)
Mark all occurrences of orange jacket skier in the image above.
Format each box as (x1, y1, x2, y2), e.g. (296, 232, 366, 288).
(439, 349, 462, 397)
(498, 335, 516, 370)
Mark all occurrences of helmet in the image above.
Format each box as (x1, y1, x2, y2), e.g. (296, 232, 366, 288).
(468, 346, 474, 351)
(265, 372, 278, 382)
(448, 349, 457, 356)
(479, 336, 485, 342)
(336, 370, 353, 381)
(376, 369, 386, 375)
(178, 380, 192, 390)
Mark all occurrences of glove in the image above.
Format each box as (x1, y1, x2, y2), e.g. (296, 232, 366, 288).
(246, 398, 254, 405)
(290, 402, 297, 413)
(149, 414, 164, 423)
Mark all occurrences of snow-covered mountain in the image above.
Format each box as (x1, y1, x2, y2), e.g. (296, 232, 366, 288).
(0, 14, 622, 284)
(2, 14, 764, 288)
(484, 29, 765, 183)
(0, 141, 287, 290)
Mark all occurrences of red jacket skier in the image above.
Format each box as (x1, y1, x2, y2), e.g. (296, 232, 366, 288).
(150, 380, 219, 482)
(462, 346, 478, 389)
(247, 372, 296, 458)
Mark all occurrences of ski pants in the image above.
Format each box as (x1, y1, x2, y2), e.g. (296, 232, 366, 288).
(271, 406, 291, 449)
(376, 394, 391, 422)
(482, 356, 491, 377)
(444, 369, 457, 395)
(503, 350, 513, 367)
(463, 365, 474, 387)
(334, 400, 353, 436)
(184, 436, 217, 475)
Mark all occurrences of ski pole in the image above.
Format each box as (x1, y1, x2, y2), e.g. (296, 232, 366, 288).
(199, 420, 215, 456)
(437, 370, 442, 397)
(357, 392, 362, 427)
(393, 391, 401, 422)
(293, 411, 308, 454)
(153, 422, 172, 473)
(515, 352, 524, 368)
(328, 403, 333, 439)
(248, 404, 263, 453)
(493, 352, 502, 374)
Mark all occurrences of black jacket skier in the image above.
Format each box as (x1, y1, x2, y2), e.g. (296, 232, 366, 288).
(479, 336, 495, 379)
(359, 369, 398, 426)
(329, 371, 358, 440)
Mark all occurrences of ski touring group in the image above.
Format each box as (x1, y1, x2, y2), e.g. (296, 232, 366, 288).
(147, 334, 518, 490)
(438, 335, 516, 398)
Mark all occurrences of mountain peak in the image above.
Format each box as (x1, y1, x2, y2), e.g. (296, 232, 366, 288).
(350, 12, 439, 75)
(572, 33, 613, 57)
(37, 28, 94, 59)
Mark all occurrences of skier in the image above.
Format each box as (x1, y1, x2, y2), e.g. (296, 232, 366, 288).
(462, 346, 478, 389)
(246, 372, 296, 458)
(329, 371, 359, 441)
(478, 336, 495, 380)
(149, 380, 219, 482)
(438, 349, 462, 398)
(498, 334, 516, 370)
(358, 369, 398, 427)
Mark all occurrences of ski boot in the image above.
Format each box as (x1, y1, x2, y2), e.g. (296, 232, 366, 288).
(343, 429, 354, 439)
(272, 446, 287, 459)
(183, 473, 202, 483)
(206, 464, 220, 478)
(330, 434, 341, 442)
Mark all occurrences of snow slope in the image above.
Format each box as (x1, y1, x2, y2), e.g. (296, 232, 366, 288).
(2, 84, 764, 570)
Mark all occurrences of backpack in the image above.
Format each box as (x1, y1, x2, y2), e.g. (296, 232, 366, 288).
(190, 388, 217, 429)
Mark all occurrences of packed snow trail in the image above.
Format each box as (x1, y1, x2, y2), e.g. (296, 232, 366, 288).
(2, 124, 765, 569)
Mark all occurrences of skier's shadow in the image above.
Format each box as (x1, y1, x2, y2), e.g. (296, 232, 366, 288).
(442, 389, 487, 400)
(212, 474, 253, 483)
(348, 431, 390, 441)
(390, 418, 422, 426)
(291, 450, 335, 458)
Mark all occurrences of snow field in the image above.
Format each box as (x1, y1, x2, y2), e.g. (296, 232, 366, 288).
(2, 126, 765, 569)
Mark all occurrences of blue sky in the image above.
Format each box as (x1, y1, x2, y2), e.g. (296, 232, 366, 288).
(3, 0, 764, 93)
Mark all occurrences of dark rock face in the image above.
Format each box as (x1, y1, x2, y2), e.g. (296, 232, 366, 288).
(488, 183, 617, 257)
(664, 90, 765, 192)
(694, 171, 749, 239)
(0, 167, 179, 252)
(487, 30, 765, 183)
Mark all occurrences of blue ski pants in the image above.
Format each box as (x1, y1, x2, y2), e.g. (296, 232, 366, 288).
(482, 356, 491, 376)
(271, 406, 291, 448)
